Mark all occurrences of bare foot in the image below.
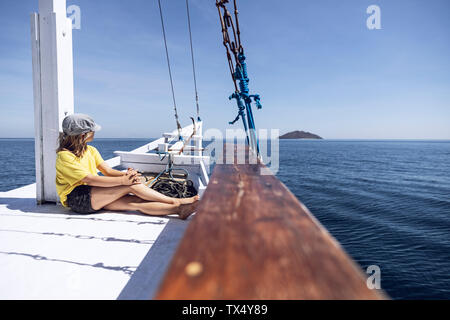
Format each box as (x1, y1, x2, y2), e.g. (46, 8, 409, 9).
(178, 201, 199, 220)
(177, 195, 199, 205)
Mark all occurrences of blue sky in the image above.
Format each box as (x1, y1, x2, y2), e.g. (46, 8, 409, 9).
(0, 0, 449, 139)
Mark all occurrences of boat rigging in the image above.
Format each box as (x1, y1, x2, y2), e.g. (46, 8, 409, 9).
(157, 0, 263, 157)
(215, 0, 262, 157)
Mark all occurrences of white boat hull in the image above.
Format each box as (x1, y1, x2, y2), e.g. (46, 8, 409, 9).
(113, 121, 210, 197)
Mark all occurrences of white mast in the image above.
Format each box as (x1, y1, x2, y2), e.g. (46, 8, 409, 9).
(31, 0, 74, 204)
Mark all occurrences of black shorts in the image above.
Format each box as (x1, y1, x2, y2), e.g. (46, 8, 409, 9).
(67, 185, 98, 214)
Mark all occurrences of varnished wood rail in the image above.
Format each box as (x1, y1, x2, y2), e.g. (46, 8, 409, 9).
(154, 144, 386, 299)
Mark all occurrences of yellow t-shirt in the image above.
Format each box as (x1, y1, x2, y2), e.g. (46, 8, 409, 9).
(56, 145, 104, 207)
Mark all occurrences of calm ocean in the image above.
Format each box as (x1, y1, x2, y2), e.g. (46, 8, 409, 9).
(0, 138, 449, 299)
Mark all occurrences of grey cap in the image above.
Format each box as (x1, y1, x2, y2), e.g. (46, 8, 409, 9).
(62, 113, 101, 136)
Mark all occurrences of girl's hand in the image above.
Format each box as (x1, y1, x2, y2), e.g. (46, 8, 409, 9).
(127, 167, 141, 178)
(121, 170, 141, 185)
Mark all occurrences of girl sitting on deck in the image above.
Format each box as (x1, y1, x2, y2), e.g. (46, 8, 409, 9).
(55, 113, 199, 219)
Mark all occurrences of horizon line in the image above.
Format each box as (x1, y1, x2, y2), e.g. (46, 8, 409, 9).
(1, 137, 450, 141)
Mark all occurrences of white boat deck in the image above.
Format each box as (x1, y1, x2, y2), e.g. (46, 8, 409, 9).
(0, 183, 190, 299)
(9, 0, 209, 300)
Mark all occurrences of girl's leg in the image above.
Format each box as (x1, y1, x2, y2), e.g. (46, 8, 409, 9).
(129, 184, 199, 204)
(90, 183, 198, 211)
(102, 195, 146, 210)
(90, 185, 133, 211)
(103, 195, 197, 219)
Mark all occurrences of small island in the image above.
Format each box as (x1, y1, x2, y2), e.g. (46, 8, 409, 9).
(279, 130, 323, 140)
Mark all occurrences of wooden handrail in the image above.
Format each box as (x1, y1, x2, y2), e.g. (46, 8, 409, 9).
(154, 144, 386, 299)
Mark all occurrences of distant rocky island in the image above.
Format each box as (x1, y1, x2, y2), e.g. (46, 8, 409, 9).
(279, 130, 323, 140)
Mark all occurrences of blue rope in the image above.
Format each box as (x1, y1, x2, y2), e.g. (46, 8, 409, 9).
(228, 53, 262, 155)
